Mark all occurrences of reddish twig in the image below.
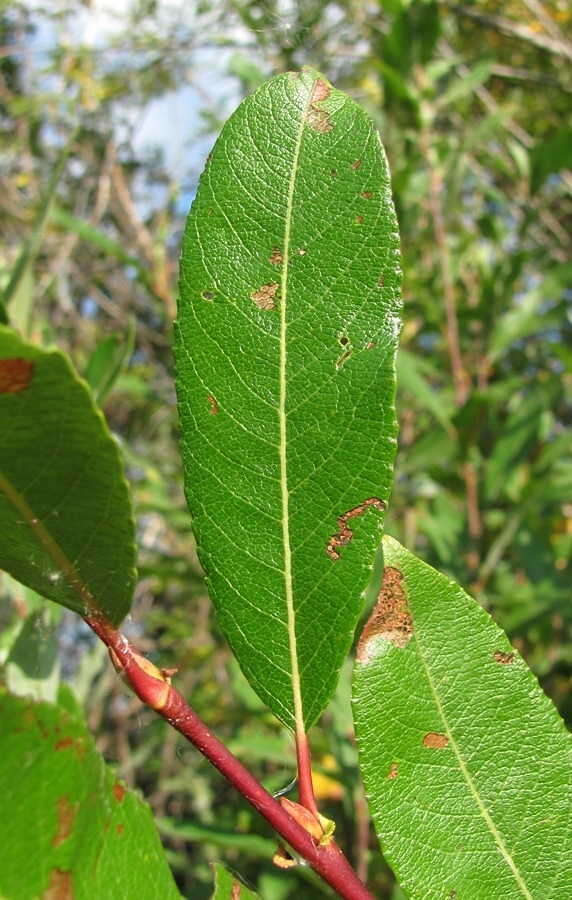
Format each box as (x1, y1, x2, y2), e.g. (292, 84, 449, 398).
(85, 616, 374, 900)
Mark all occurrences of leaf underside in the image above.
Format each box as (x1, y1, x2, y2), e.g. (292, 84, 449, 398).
(0, 326, 136, 626)
(175, 68, 402, 731)
(353, 535, 572, 899)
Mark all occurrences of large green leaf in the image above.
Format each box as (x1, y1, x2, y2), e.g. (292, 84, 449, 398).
(353, 536, 572, 899)
(175, 68, 402, 731)
(0, 685, 182, 900)
(0, 327, 136, 626)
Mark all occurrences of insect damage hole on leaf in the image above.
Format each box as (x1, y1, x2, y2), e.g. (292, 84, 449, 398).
(493, 650, 515, 664)
(270, 247, 283, 265)
(325, 497, 386, 561)
(356, 566, 413, 662)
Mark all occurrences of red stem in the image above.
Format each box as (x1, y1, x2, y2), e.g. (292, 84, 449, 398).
(85, 617, 374, 900)
(295, 729, 319, 816)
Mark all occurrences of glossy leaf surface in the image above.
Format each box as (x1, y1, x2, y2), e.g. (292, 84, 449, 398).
(0, 686, 181, 899)
(175, 68, 402, 731)
(0, 327, 136, 625)
(353, 536, 572, 899)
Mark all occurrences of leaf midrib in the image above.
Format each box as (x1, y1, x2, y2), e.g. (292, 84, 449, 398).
(415, 628, 534, 898)
(279, 78, 314, 740)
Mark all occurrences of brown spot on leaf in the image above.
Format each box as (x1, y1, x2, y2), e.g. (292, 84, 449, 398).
(378, 275, 386, 288)
(311, 77, 331, 103)
(231, 883, 242, 900)
(361, 191, 373, 199)
(113, 782, 125, 803)
(44, 868, 73, 899)
(0, 358, 34, 395)
(201, 290, 215, 301)
(306, 106, 333, 133)
(387, 763, 399, 780)
(207, 395, 219, 415)
(251, 283, 279, 310)
(493, 650, 515, 664)
(356, 567, 413, 660)
(53, 796, 78, 848)
(330, 169, 338, 178)
(298, 248, 307, 256)
(339, 336, 349, 346)
(351, 159, 362, 170)
(270, 247, 283, 265)
(116, 823, 124, 835)
(355, 215, 363, 224)
(326, 498, 386, 561)
(365, 341, 376, 349)
(422, 732, 449, 749)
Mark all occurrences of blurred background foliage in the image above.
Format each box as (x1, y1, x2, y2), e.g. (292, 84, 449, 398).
(1, 0, 571, 897)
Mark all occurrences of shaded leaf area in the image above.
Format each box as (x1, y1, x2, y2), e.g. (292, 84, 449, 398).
(353, 536, 572, 899)
(0, 685, 182, 900)
(0, 327, 136, 626)
(211, 862, 260, 899)
(176, 68, 401, 731)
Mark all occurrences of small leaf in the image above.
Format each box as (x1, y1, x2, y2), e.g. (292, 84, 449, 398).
(353, 536, 572, 899)
(0, 686, 182, 900)
(175, 68, 402, 731)
(211, 862, 260, 899)
(0, 327, 136, 626)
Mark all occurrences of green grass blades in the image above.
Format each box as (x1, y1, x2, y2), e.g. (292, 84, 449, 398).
(0, 327, 136, 626)
(353, 535, 572, 899)
(175, 68, 402, 732)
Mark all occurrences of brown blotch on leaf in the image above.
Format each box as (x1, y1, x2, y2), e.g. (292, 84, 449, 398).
(201, 290, 215, 301)
(44, 868, 73, 899)
(52, 796, 78, 848)
(366, 341, 376, 349)
(351, 159, 362, 170)
(311, 77, 331, 103)
(270, 247, 283, 265)
(231, 882, 242, 900)
(493, 650, 515, 665)
(361, 191, 373, 199)
(422, 732, 449, 750)
(378, 274, 386, 288)
(207, 395, 219, 415)
(251, 283, 279, 310)
(0, 358, 34, 395)
(387, 763, 399, 780)
(326, 497, 386, 561)
(298, 248, 307, 256)
(355, 215, 364, 224)
(113, 782, 125, 803)
(306, 106, 333, 133)
(356, 567, 413, 661)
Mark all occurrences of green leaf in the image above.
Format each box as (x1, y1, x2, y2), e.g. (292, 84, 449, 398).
(211, 862, 260, 899)
(0, 685, 182, 900)
(84, 321, 136, 406)
(175, 68, 402, 731)
(353, 536, 572, 899)
(0, 327, 136, 626)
